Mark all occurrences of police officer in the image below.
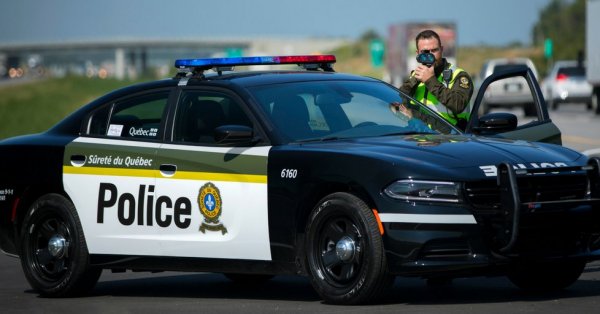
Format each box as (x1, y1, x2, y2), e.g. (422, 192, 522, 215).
(399, 29, 473, 130)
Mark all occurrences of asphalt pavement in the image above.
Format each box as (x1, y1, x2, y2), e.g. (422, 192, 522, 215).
(2, 252, 600, 313)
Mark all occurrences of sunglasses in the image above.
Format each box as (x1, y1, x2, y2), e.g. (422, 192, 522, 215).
(418, 47, 441, 54)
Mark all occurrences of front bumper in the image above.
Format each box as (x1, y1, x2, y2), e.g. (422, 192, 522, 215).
(382, 158, 600, 277)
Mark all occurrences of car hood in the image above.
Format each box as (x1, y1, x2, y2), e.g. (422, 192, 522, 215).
(299, 134, 584, 173)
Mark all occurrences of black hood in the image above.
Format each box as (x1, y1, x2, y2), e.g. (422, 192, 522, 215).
(292, 134, 585, 179)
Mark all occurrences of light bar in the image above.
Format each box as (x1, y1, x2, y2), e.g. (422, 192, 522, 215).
(174, 55, 336, 69)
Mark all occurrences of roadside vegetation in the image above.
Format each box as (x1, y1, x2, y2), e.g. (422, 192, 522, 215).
(0, 77, 144, 139)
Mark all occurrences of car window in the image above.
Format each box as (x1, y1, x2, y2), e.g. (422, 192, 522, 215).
(87, 91, 170, 140)
(173, 90, 253, 144)
(493, 64, 527, 73)
(248, 80, 458, 142)
(558, 66, 585, 77)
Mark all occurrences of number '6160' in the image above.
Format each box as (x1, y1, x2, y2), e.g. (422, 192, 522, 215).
(281, 168, 298, 179)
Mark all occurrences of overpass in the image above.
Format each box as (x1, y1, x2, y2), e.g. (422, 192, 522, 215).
(0, 37, 348, 79)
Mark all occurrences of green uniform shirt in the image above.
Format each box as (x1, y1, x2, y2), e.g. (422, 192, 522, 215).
(399, 58, 474, 130)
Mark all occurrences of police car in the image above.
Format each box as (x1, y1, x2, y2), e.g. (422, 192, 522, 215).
(0, 55, 599, 305)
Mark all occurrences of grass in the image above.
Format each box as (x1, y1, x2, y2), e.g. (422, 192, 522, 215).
(0, 77, 146, 139)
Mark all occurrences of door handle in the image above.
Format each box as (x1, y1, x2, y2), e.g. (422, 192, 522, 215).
(70, 155, 86, 167)
(159, 164, 177, 177)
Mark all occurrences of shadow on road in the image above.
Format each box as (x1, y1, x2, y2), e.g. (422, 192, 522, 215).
(23, 266, 600, 305)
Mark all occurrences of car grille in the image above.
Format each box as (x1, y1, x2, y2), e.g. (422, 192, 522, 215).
(464, 174, 588, 212)
(464, 173, 592, 255)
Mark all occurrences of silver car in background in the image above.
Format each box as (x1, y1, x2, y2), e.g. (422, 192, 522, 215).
(541, 60, 594, 111)
(477, 58, 539, 116)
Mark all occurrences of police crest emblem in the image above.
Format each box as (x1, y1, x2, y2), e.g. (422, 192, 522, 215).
(459, 76, 470, 89)
(198, 182, 227, 234)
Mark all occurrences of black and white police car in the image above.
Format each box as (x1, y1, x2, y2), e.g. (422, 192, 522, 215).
(0, 55, 599, 305)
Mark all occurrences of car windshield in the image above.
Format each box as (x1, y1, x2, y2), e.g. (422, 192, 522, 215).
(248, 80, 458, 142)
(558, 66, 585, 77)
(493, 64, 527, 73)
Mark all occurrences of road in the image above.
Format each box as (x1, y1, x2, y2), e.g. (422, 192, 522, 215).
(547, 104, 600, 154)
(1, 253, 600, 313)
(492, 103, 600, 155)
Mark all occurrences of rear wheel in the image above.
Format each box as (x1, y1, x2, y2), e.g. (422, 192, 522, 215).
(19, 194, 101, 297)
(305, 192, 393, 305)
(592, 89, 600, 114)
(507, 260, 585, 292)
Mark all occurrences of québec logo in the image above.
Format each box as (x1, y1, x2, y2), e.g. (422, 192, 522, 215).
(129, 127, 158, 137)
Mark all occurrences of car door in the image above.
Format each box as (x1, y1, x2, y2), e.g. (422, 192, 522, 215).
(153, 88, 273, 260)
(466, 65, 562, 144)
(63, 88, 173, 256)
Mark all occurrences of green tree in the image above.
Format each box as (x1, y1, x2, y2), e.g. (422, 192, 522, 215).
(532, 0, 586, 61)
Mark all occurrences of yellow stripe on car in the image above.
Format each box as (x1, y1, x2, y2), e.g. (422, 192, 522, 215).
(63, 166, 267, 183)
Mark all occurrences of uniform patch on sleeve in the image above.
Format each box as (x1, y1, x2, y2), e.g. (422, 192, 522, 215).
(459, 76, 470, 89)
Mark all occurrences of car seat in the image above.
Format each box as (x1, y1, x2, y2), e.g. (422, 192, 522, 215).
(271, 95, 313, 140)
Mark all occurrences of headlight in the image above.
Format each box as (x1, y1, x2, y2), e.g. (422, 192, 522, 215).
(383, 179, 461, 203)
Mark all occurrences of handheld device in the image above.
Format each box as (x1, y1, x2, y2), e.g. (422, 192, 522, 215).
(416, 52, 435, 67)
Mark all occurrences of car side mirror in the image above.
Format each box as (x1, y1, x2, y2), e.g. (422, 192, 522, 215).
(472, 113, 518, 134)
(214, 125, 256, 145)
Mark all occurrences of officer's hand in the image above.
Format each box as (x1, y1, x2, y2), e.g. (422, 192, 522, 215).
(398, 104, 413, 119)
(390, 102, 413, 119)
(414, 64, 435, 83)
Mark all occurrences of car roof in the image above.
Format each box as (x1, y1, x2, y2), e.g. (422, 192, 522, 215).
(186, 70, 379, 87)
(480, 57, 538, 78)
(552, 60, 585, 68)
(486, 57, 533, 64)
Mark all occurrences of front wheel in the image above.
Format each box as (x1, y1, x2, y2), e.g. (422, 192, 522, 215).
(19, 194, 101, 297)
(507, 260, 585, 292)
(305, 192, 393, 305)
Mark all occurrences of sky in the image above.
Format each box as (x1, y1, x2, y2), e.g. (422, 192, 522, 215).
(0, 0, 552, 47)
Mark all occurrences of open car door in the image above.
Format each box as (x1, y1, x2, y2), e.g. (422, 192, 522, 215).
(466, 65, 562, 144)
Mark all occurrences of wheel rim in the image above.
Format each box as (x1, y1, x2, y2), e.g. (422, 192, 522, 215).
(27, 212, 72, 283)
(315, 214, 364, 286)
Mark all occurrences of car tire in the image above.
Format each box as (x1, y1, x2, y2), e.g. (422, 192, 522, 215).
(19, 194, 101, 297)
(592, 90, 600, 114)
(223, 273, 274, 284)
(507, 260, 585, 292)
(305, 192, 393, 305)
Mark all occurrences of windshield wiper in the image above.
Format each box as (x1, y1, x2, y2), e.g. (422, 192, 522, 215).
(296, 136, 340, 143)
(381, 131, 437, 137)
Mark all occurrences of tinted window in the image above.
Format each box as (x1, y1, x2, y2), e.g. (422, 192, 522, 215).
(493, 64, 527, 73)
(87, 91, 170, 140)
(173, 90, 253, 144)
(249, 80, 457, 142)
(558, 66, 585, 77)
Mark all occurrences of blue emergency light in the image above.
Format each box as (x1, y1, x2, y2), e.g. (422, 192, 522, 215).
(174, 55, 336, 69)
